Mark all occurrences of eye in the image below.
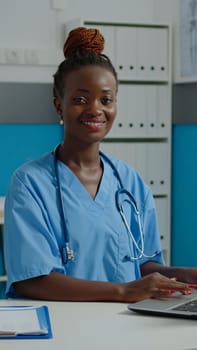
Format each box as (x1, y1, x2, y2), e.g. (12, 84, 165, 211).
(73, 96, 87, 105)
(102, 96, 113, 105)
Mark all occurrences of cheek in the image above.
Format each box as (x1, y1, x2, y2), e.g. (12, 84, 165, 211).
(62, 105, 80, 118)
(109, 105, 117, 120)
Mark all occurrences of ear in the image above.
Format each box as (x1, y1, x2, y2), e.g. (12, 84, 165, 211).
(53, 96, 62, 115)
(53, 96, 63, 124)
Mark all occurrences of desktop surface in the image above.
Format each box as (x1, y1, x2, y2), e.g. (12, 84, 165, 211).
(0, 299, 196, 350)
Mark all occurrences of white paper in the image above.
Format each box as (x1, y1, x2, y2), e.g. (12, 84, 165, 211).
(0, 307, 41, 334)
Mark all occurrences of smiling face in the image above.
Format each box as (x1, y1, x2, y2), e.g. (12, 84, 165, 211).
(54, 65, 117, 146)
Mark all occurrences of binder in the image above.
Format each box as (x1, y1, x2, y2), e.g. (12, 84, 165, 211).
(154, 197, 170, 251)
(100, 142, 147, 181)
(110, 84, 128, 137)
(137, 27, 168, 81)
(137, 27, 152, 80)
(153, 27, 169, 81)
(98, 25, 116, 66)
(146, 85, 157, 137)
(157, 84, 170, 138)
(0, 305, 52, 339)
(116, 26, 137, 80)
(146, 142, 169, 195)
(86, 24, 116, 66)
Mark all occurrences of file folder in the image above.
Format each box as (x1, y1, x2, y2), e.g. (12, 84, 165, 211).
(0, 305, 52, 339)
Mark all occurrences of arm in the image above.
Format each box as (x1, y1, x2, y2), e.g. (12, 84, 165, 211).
(141, 261, 197, 284)
(13, 271, 190, 303)
(14, 272, 121, 301)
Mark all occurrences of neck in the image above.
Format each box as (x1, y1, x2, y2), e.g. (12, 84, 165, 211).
(57, 141, 101, 169)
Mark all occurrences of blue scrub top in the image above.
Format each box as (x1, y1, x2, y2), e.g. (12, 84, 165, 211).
(4, 151, 164, 297)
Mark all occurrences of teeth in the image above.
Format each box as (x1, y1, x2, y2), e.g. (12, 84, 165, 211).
(82, 121, 105, 126)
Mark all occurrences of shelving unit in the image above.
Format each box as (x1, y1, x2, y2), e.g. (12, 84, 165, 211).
(65, 20, 172, 264)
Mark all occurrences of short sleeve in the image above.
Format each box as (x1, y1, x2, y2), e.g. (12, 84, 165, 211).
(4, 172, 64, 297)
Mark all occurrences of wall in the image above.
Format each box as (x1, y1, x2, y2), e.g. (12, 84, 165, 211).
(0, 0, 162, 83)
(0, 124, 63, 195)
(172, 124, 197, 266)
(170, 0, 197, 266)
(172, 82, 197, 266)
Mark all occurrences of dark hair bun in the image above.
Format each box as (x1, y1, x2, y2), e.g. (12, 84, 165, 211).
(63, 27, 105, 58)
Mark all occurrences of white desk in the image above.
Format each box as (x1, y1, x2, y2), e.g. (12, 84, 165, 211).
(0, 299, 196, 350)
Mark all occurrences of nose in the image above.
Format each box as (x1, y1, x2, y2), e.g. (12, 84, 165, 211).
(86, 100, 103, 117)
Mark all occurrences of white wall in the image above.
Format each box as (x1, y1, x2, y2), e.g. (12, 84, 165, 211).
(0, 0, 178, 82)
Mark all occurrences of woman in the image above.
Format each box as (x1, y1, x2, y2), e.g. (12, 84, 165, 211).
(4, 27, 197, 301)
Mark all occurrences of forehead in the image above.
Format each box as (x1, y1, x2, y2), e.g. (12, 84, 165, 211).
(63, 65, 117, 92)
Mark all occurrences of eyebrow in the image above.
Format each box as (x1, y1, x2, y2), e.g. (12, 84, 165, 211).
(76, 88, 114, 93)
(76, 88, 89, 93)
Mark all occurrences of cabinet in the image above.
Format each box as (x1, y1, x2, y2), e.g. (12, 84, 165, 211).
(65, 20, 172, 264)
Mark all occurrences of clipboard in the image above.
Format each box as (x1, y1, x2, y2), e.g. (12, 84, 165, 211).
(0, 305, 53, 339)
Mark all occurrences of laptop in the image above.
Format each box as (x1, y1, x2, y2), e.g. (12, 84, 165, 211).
(128, 289, 197, 319)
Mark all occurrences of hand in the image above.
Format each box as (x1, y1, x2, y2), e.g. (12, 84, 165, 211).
(119, 272, 191, 303)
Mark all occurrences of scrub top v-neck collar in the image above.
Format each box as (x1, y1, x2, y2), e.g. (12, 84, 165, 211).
(55, 153, 113, 210)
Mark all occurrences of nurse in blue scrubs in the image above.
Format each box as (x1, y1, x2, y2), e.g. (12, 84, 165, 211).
(4, 27, 197, 301)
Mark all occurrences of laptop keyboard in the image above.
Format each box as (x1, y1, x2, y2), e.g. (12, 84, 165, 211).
(173, 299, 197, 312)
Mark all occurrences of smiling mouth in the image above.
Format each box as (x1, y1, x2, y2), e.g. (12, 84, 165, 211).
(80, 120, 106, 126)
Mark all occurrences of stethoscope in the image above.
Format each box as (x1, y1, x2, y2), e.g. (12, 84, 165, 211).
(53, 147, 158, 264)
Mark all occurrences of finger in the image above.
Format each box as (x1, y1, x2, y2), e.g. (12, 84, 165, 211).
(157, 280, 190, 291)
(181, 289, 192, 295)
(151, 288, 173, 299)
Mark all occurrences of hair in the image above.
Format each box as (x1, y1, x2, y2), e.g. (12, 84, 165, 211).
(53, 27, 118, 98)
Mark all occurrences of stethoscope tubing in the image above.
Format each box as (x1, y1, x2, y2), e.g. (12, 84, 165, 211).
(53, 148, 157, 263)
